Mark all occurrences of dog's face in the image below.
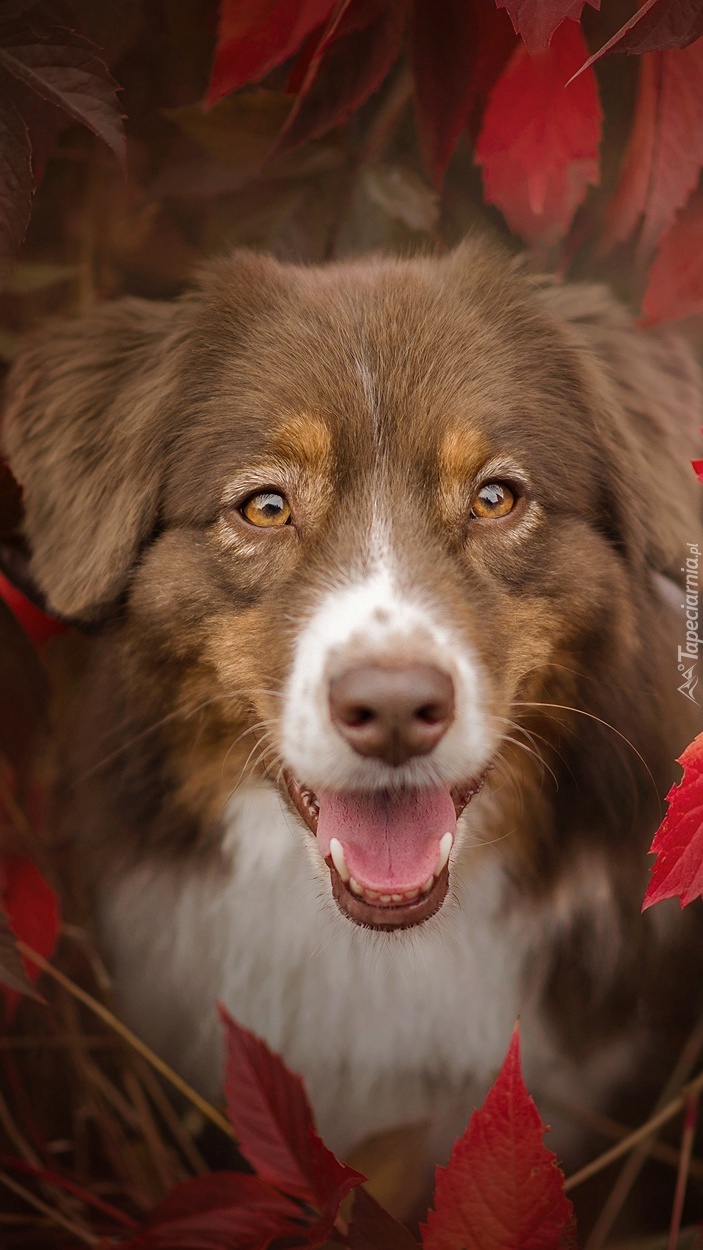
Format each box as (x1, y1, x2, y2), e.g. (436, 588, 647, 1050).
(3, 241, 700, 930)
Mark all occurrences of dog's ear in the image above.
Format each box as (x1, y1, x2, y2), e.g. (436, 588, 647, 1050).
(1, 297, 188, 623)
(533, 279, 703, 577)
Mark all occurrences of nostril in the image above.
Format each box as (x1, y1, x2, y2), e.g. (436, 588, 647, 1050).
(329, 663, 455, 763)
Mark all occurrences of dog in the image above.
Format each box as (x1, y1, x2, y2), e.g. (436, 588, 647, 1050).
(2, 238, 702, 1168)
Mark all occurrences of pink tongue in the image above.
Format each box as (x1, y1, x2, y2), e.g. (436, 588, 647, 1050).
(316, 788, 456, 892)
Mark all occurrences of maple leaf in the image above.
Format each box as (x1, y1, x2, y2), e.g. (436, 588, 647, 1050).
(205, 0, 335, 108)
(643, 734, 703, 908)
(476, 20, 602, 246)
(421, 1025, 576, 1250)
(599, 41, 703, 258)
(348, 1186, 420, 1249)
(219, 1005, 364, 1217)
(411, 0, 517, 187)
(1, 855, 60, 1013)
(495, 0, 599, 55)
(266, 0, 405, 162)
(122, 1173, 305, 1249)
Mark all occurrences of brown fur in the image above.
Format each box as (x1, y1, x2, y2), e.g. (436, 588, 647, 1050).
(3, 237, 702, 1141)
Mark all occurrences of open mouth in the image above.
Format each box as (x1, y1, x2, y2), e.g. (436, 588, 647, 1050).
(284, 772, 487, 931)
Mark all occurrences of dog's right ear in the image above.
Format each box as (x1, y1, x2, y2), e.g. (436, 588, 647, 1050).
(1, 297, 188, 623)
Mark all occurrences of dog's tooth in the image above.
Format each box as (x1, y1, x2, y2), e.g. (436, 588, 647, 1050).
(364, 888, 380, 901)
(391, 893, 404, 902)
(404, 887, 420, 901)
(329, 837, 350, 883)
(434, 832, 454, 878)
(349, 877, 362, 895)
(420, 876, 434, 895)
(378, 894, 392, 903)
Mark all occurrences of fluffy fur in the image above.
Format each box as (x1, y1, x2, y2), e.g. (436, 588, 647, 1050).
(2, 238, 702, 1165)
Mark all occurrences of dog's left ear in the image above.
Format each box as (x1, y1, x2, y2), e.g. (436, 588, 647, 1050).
(533, 279, 703, 577)
(1, 297, 187, 623)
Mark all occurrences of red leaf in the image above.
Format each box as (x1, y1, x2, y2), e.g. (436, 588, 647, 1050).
(123, 1173, 304, 1249)
(267, 0, 405, 161)
(411, 0, 517, 187)
(495, 0, 599, 55)
(643, 734, 703, 908)
(574, 0, 703, 73)
(220, 1006, 364, 1211)
(599, 41, 703, 257)
(641, 192, 703, 323)
(0, 24, 125, 167)
(2, 856, 60, 1013)
(348, 1187, 420, 1249)
(0, 95, 32, 275)
(0, 571, 65, 646)
(421, 1025, 576, 1250)
(205, 0, 335, 108)
(475, 21, 601, 246)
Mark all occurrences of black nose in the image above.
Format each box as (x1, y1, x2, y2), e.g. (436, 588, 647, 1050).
(329, 664, 455, 766)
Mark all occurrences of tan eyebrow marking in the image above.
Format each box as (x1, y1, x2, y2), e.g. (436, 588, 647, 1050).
(271, 414, 332, 470)
(439, 428, 490, 486)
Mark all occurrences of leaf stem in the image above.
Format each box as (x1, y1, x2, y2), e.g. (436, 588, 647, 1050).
(667, 1091, 698, 1250)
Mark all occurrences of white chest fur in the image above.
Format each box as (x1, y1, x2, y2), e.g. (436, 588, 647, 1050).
(97, 783, 632, 1159)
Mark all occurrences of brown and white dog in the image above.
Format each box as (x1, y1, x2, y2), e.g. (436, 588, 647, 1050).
(2, 238, 702, 1165)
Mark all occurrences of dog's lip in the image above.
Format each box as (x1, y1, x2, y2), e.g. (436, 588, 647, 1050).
(282, 768, 489, 931)
(283, 770, 489, 836)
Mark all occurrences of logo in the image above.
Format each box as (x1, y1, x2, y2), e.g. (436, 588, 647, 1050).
(678, 543, 700, 703)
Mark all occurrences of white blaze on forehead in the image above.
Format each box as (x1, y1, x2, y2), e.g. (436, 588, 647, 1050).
(281, 519, 491, 794)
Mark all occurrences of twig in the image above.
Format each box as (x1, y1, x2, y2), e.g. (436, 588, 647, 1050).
(581, 1014, 703, 1249)
(0, 1170, 97, 1246)
(17, 940, 234, 1140)
(565, 1065, 703, 1192)
(543, 1093, 703, 1179)
(123, 1067, 179, 1195)
(668, 1092, 698, 1250)
(135, 1058, 209, 1177)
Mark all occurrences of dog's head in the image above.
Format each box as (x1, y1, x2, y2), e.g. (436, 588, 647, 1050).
(3, 240, 701, 929)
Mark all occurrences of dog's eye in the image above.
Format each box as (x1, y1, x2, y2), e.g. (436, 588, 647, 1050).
(240, 491, 292, 528)
(471, 482, 516, 519)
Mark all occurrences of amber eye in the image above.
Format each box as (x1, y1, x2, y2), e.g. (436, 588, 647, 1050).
(241, 491, 292, 528)
(470, 481, 517, 519)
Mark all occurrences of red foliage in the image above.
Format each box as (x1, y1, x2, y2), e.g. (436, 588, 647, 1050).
(495, 0, 599, 55)
(1, 855, 60, 1013)
(643, 733, 703, 909)
(206, 0, 335, 107)
(421, 1026, 575, 1250)
(601, 41, 703, 257)
(476, 21, 601, 246)
(123, 1173, 305, 1249)
(0, 572, 64, 647)
(642, 191, 703, 322)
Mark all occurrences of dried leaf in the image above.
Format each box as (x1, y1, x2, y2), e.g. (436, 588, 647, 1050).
(643, 733, 703, 906)
(0, 23, 125, 165)
(495, 0, 599, 55)
(476, 20, 602, 246)
(348, 1188, 419, 1250)
(205, 0, 335, 108)
(421, 1025, 576, 1250)
(599, 42, 703, 257)
(166, 91, 292, 177)
(362, 163, 438, 233)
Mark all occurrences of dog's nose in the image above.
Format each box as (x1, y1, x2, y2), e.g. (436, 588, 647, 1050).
(329, 664, 455, 766)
